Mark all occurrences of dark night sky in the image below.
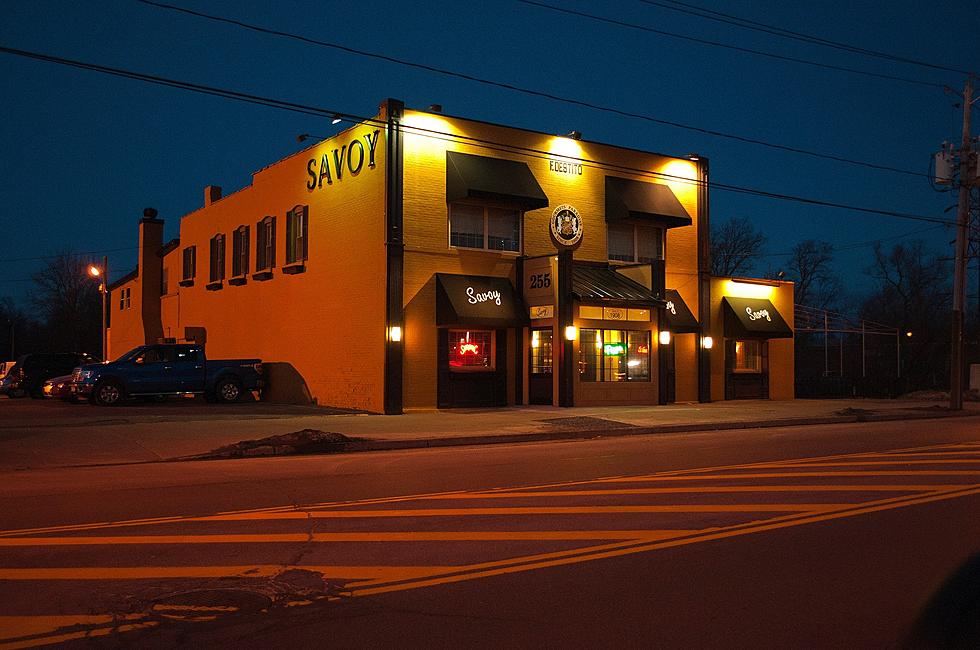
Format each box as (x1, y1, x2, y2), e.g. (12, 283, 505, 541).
(2, 0, 977, 306)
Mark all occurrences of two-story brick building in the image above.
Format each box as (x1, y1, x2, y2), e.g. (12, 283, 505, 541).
(107, 98, 794, 413)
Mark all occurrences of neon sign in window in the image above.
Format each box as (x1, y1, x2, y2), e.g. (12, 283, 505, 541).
(448, 330, 493, 371)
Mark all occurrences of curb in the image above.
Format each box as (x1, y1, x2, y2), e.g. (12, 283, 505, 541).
(180, 408, 980, 460)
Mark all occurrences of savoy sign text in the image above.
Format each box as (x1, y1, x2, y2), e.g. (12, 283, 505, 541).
(306, 130, 381, 190)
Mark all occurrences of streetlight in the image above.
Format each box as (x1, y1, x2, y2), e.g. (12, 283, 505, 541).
(88, 256, 107, 362)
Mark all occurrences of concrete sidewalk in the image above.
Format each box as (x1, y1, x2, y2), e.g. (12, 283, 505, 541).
(1, 397, 978, 470)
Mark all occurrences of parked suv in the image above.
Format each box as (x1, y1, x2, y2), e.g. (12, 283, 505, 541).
(0, 352, 98, 398)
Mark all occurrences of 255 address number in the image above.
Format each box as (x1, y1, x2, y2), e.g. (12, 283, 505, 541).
(529, 273, 552, 289)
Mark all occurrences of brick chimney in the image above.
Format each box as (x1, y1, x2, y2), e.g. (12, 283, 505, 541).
(204, 185, 222, 207)
(138, 207, 164, 344)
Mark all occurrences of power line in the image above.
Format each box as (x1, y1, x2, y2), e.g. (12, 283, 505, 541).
(0, 246, 139, 265)
(747, 223, 950, 259)
(641, 0, 974, 77)
(132, 0, 930, 180)
(0, 44, 953, 228)
(517, 0, 945, 89)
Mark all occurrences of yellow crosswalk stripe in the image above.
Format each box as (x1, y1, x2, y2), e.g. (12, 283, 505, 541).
(0, 530, 694, 546)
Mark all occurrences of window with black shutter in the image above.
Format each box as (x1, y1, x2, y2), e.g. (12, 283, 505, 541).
(179, 246, 196, 287)
(253, 216, 276, 280)
(230, 225, 249, 285)
(207, 234, 225, 290)
(284, 205, 308, 274)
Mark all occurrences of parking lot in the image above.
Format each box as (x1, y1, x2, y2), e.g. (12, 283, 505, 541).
(0, 394, 359, 429)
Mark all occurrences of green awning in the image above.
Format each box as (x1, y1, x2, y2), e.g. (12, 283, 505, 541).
(572, 265, 666, 307)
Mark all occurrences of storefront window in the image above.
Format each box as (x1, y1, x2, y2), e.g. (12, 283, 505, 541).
(579, 329, 651, 382)
(448, 330, 494, 371)
(608, 222, 664, 263)
(734, 340, 762, 372)
(450, 203, 521, 252)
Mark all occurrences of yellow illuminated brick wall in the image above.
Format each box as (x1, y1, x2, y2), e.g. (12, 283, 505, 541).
(708, 277, 795, 401)
(159, 120, 388, 411)
(400, 109, 700, 407)
(107, 277, 143, 358)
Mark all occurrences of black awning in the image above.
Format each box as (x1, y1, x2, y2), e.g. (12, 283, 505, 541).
(663, 289, 699, 333)
(436, 274, 528, 328)
(605, 176, 693, 228)
(722, 297, 793, 339)
(572, 265, 667, 307)
(446, 151, 549, 210)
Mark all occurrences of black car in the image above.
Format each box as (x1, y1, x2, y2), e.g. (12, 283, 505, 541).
(0, 352, 98, 398)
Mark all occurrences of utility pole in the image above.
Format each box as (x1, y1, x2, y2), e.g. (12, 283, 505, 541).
(950, 77, 974, 410)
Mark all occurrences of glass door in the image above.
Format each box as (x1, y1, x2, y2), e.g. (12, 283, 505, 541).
(529, 327, 553, 404)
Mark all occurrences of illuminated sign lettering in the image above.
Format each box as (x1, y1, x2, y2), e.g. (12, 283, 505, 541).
(459, 342, 480, 355)
(306, 129, 381, 190)
(665, 300, 676, 315)
(746, 306, 772, 322)
(603, 343, 626, 356)
(467, 286, 502, 306)
(549, 159, 583, 175)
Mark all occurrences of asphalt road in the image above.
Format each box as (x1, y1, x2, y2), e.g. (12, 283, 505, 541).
(1, 418, 979, 648)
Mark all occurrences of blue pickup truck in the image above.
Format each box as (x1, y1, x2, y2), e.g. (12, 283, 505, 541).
(73, 344, 263, 406)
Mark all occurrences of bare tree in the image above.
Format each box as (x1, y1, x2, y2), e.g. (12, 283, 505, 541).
(862, 241, 950, 390)
(30, 252, 102, 354)
(710, 216, 766, 277)
(785, 240, 841, 309)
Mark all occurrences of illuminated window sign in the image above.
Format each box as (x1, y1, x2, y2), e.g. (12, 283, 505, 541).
(580, 329, 650, 382)
(603, 342, 626, 356)
(448, 330, 493, 371)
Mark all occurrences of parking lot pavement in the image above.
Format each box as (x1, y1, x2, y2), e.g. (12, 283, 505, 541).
(0, 395, 359, 428)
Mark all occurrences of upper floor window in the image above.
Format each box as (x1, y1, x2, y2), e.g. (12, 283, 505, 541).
(118, 287, 131, 311)
(285, 205, 308, 266)
(608, 222, 663, 263)
(180, 246, 196, 286)
(209, 234, 225, 285)
(449, 203, 520, 253)
(232, 225, 250, 279)
(255, 216, 276, 272)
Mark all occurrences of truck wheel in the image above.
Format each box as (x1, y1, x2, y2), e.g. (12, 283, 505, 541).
(92, 381, 124, 406)
(215, 377, 243, 403)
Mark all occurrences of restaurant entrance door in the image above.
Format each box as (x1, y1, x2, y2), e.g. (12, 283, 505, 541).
(529, 327, 554, 405)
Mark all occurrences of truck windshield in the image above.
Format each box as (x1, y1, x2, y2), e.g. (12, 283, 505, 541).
(113, 347, 147, 363)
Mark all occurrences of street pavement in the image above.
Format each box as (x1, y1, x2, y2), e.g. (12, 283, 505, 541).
(0, 396, 978, 469)
(1, 419, 979, 648)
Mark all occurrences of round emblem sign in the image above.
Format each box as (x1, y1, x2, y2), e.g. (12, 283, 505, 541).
(550, 204, 583, 247)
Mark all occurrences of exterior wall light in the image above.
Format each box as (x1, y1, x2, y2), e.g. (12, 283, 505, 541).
(702, 336, 713, 350)
(659, 330, 671, 345)
(564, 325, 577, 341)
(388, 326, 402, 342)
(906, 331, 913, 338)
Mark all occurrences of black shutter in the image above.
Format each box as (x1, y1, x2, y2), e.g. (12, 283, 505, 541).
(301, 206, 309, 261)
(255, 220, 265, 270)
(270, 217, 277, 268)
(243, 227, 250, 275)
(286, 211, 295, 263)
